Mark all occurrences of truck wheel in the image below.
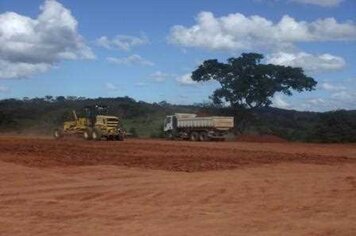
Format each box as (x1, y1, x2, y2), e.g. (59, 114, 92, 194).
(214, 137, 225, 142)
(116, 134, 124, 141)
(190, 132, 199, 141)
(83, 128, 93, 140)
(199, 132, 209, 142)
(92, 128, 102, 141)
(53, 128, 63, 139)
(165, 131, 174, 140)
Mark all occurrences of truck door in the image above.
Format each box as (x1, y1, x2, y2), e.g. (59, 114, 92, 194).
(163, 116, 173, 132)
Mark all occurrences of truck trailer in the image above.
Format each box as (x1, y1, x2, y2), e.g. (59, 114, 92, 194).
(163, 113, 234, 141)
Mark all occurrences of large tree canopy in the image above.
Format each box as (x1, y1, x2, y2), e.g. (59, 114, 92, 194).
(192, 53, 317, 109)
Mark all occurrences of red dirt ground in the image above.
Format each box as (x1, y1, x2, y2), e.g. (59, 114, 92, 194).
(0, 137, 355, 235)
(235, 134, 288, 143)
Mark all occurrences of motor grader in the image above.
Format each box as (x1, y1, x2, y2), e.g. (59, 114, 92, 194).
(53, 105, 125, 141)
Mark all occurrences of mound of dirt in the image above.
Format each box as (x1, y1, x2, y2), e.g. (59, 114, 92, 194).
(235, 134, 288, 143)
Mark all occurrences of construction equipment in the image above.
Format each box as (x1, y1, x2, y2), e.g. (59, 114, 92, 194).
(53, 105, 125, 141)
(163, 113, 234, 141)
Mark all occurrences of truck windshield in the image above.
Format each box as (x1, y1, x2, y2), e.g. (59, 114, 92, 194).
(165, 117, 171, 125)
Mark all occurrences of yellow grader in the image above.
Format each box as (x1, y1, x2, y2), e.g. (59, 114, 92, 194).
(53, 105, 125, 141)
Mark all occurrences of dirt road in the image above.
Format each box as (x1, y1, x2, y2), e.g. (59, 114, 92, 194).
(0, 137, 355, 235)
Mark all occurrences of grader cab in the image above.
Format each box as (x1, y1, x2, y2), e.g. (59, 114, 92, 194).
(54, 105, 125, 141)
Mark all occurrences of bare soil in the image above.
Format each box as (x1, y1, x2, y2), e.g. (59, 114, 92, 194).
(0, 137, 355, 235)
(235, 134, 288, 143)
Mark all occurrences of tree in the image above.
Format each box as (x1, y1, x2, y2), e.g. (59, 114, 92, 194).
(56, 96, 66, 102)
(44, 95, 53, 102)
(192, 53, 317, 133)
(192, 53, 317, 109)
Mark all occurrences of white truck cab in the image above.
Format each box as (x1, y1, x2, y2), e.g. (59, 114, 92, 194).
(163, 115, 174, 132)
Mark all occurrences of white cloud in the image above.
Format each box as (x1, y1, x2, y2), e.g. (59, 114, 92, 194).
(345, 77, 356, 83)
(0, 60, 52, 79)
(107, 55, 154, 66)
(105, 82, 118, 91)
(272, 94, 290, 108)
(150, 71, 173, 82)
(321, 80, 356, 110)
(307, 98, 326, 105)
(135, 82, 147, 87)
(267, 52, 346, 73)
(320, 82, 346, 91)
(296, 97, 329, 111)
(97, 34, 149, 51)
(331, 90, 356, 109)
(169, 12, 356, 51)
(297, 78, 356, 111)
(0, 86, 10, 93)
(331, 90, 356, 100)
(0, 0, 94, 79)
(292, 0, 344, 7)
(176, 73, 198, 86)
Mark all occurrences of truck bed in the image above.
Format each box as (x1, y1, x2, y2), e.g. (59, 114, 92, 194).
(177, 116, 234, 130)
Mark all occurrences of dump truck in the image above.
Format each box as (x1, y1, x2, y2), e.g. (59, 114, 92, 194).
(53, 105, 125, 141)
(163, 113, 234, 141)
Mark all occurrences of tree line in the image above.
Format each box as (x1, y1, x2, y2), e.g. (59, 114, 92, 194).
(0, 96, 355, 142)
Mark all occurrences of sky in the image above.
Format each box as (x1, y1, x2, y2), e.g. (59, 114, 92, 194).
(0, 0, 355, 111)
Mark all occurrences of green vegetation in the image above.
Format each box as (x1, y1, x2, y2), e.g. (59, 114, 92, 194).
(0, 96, 355, 143)
(312, 110, 356, 143)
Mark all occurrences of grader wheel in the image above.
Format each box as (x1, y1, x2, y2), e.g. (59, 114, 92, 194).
(53, 129, 63, 139)
(92, 128, 102, 141)
(83, 128, 93, 140)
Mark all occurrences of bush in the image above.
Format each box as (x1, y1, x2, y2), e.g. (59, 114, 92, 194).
(129, 127, 138, 137)
(312, 110, 356, 143)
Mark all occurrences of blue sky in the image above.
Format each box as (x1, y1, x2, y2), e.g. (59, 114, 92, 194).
(0, 0, 355, 111)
